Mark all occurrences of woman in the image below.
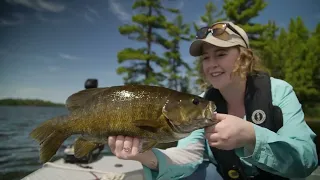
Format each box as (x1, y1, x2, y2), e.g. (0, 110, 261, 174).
(107, 21, 318, 179)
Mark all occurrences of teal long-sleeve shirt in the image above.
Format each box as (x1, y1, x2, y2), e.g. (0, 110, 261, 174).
(142, 77, 318, 180)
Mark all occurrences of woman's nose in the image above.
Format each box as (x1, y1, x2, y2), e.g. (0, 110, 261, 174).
(207, 57, 218, 67)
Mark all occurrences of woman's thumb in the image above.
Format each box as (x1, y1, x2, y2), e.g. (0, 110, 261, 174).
(213, 112, 227, 121)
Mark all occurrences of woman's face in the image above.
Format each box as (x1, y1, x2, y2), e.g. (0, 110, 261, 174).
(201, 43, 240, 90)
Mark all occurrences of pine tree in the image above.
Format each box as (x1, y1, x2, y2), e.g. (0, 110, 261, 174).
(259, 20, 285, 78)
(223, 0, 269, 50)
(163, 13, 193, 92)
(303, 22, 320, 103)
(303, 23, 320, 117)
(309, 23, 320, 96)
(116, 0, 174, 85)
(283, 17, 319, 104)
(193, 1, 225, 32)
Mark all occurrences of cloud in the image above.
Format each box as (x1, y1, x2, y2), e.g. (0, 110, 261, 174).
(84, 7, 101, 23)
(83, 6, 101, 23)
(34, 12, 62, 24)
(108, 0, 131, 23)
(59, 53, 79, 61)
(84, 13, 95, 23)
(0, 13, 24, 26)
(87, 6, 100, 19)
(6, 0, 66, 13)
(65, 6, 100, 24)
(48, 65, 60, 72)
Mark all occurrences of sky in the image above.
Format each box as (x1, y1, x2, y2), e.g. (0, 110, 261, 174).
(0, 0, 319, 104)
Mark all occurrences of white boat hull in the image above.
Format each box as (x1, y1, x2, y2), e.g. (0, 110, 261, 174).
(21, 155, 145, 180)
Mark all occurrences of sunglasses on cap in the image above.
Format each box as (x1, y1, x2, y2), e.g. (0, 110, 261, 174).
(196, 23, 249, 48)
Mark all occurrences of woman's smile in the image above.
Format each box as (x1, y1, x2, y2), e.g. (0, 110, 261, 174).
(210, 72, 225, 77)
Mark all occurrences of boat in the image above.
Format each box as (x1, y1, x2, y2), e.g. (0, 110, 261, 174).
(20, 152, 320, 180)
(21, 153, 320, 180)
(21, 155, 145, 180)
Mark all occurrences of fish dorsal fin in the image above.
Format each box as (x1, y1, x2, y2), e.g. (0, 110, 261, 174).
(66, 87, 108, 112)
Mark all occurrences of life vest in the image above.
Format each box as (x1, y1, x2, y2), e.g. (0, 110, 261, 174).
(204, 72, 288, 180)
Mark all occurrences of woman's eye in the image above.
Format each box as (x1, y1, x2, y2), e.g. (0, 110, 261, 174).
(217, 53, 226, 57)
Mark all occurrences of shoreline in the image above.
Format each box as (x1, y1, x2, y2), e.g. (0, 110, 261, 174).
(0, 98, 65, 107)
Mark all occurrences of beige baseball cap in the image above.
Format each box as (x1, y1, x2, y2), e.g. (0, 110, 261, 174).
(189, 21, 249, 56)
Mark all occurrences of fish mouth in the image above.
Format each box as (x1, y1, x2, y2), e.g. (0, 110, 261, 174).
(165, 118, 182, 133)
(165, 117, 217, 134)
(166, 101, 217, 134)
(163, 100, 218, 134)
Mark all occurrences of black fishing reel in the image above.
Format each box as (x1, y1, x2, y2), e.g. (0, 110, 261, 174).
(63, 141, 104, 164)
(85, 79, 98, 89)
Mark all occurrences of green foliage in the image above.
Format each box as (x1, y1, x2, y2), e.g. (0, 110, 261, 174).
(0, 98, 64, 107)
(282, 18, 320, 103)
(223, 0, 269, 50)
(193, 1, 225, 32)
(260, 22, 285, 78)
(117, 0, 193, 92)
(308, 23, 320, 94)
(117, 0, 175, 85)
(163, 13, 193, 92)
(261, 16, 320, 105)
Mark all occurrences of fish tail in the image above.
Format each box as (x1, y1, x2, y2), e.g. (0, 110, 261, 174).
(29, 115, 71, 163)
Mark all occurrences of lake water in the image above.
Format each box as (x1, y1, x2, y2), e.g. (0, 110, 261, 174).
(0, 106, 78, 180)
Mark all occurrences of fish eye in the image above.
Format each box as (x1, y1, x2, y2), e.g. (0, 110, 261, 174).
(192, 98, 200, 105)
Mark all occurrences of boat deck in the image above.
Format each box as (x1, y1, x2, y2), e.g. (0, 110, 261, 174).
(21, 155, 145, 180)
(21, 155, 320, 180)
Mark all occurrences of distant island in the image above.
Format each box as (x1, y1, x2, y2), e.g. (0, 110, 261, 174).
(0, 98, 65, 107)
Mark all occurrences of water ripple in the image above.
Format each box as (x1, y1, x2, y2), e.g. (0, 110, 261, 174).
(0, 106, 68, 180)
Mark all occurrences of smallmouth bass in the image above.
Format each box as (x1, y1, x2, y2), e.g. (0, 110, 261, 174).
(30, 85, 217, 163)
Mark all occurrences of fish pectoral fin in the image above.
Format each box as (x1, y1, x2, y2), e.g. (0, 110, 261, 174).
(73, 137, 100, 158)
(140, 139, 157, 153)
(133, 119, 161, 133)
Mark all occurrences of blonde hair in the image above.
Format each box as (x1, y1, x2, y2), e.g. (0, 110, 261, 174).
(198, 46, 267, 89)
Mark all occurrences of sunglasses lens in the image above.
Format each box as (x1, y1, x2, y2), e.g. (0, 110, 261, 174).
(195, 23, 248, 48)
(211, 28, 225, 36)
(211, 23, 229, 41)
(196, 27, 209, 39)
(211, 23, 226, 29)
